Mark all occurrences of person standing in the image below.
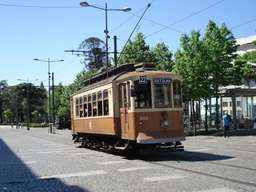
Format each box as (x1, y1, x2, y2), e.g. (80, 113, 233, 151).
(223, 112, 231, 138)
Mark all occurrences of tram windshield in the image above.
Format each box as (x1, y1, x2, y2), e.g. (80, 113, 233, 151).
(153, 78, 172, 108)
(134, 80, 152, 109)
(132, 78, 182, 109)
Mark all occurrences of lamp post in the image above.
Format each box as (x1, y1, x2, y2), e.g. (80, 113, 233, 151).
(17, 78, 38, 130)
(33, 58, 64, 133)
(80, 2, 131, 75)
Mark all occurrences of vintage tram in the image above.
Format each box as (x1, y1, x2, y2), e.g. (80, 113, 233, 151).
(71, 63, 184, 151)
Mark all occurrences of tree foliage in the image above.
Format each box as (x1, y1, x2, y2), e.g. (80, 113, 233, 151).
(151, 42, 174, 71)
(119, 33, 154, 64)
(175, 31, 211, 101)
(79, 37, 106, 71)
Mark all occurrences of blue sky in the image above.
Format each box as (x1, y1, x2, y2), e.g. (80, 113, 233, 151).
(1, 0, 256, 86)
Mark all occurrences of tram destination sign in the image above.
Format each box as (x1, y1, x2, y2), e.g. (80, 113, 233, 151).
(153, 78, 172, 85)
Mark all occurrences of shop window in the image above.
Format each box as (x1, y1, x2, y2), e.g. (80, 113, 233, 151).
(222, 102, 228, 107)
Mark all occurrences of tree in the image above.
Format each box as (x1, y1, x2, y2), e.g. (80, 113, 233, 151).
(175, 31, 211, 134)
(0, 80, 8, 123)
(151, 42, 174, 71)
(203, 20, 237, 130)
(79, 37, 106, 71)
(119, 33, 154, 64)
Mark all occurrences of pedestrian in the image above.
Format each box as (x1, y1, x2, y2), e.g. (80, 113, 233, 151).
(223, 112, 231, 138)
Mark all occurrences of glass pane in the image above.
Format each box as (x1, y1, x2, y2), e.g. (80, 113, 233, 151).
(154, 84, 172, 108)
(134, 80, 152, 109)
(173, 81, 182, 108)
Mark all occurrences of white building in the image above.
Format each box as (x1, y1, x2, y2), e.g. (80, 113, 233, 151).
(221, 35, 256, 120)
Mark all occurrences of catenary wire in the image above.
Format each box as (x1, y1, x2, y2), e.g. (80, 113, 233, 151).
(231, 18, 256, 30)
(145, 0, 225, 38)
(0, 2, 80, 8)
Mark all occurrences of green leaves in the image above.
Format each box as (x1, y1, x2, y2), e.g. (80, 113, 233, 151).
(118, 33, 174, 71)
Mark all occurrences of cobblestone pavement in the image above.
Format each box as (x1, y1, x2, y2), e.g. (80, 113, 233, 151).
(0, 126, 256, 192)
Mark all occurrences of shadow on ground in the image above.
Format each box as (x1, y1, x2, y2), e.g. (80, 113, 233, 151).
(0, 138, 88, 192)
(114, 149, 235, 162)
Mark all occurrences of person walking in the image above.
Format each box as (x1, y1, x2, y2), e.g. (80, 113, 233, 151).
(223, 112, 231, 138)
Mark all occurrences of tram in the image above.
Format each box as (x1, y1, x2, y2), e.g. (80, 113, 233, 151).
(71, 63, 184, 151)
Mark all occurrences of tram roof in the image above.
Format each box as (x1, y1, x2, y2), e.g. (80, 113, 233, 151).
(73, 63, 181, 96)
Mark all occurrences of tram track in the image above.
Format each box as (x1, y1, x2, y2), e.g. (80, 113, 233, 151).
(149, 161, 256, 188)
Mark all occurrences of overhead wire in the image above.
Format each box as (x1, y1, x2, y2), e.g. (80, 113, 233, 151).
(0, 2, 80, 8)
(110, 0, 159, 34)
(231, 18, 256, 30)
(145, 0, 225, 38)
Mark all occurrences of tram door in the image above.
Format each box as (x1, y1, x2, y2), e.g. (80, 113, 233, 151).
(119, 82, 130, 139)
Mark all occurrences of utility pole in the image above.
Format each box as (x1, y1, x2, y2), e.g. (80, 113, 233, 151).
(33, 58, 64, 133)
(114, 35, 118, 67)
(52, 72, 55, 132)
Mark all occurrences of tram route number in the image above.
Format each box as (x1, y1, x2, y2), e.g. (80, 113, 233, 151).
(139, 76, 147, 84)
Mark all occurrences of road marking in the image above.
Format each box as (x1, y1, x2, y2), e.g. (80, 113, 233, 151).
(97, 161, 125, 165)
(70, 152, 91, 156)
(37, 151, 63, 154)
(196, 188, 237, 192)
(144, 175, 184, 182)
(117, 166, 153, 172)
(25, 161, 37, 164)
(221, 157, 239, 161)
(39, 170, 107, 179)
(187, 148, 209, 152)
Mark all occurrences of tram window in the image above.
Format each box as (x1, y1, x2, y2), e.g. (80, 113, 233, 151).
(75, 98, 79, 117)
(98, 91, 103, 116)
(79, 96, 83, 117)
(83, 96, 87, 117)
(119, 85, 123, 108)
(173, 81, 182, 108)
(92, 93, 97, 116)
(134, 80, 152, 109)
(154, 84, 172, 108)
(88, 94, 92, 117)
(103, 89, 109, 115)
(127, 82, 131, 108)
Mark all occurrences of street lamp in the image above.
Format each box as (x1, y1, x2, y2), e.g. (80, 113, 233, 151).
(33, 58, 64, 133)
(80, 1, 131, 76)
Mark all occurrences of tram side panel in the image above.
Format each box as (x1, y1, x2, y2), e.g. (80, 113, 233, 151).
(72, 85, 121, 138)
(127, 110, 184, 144)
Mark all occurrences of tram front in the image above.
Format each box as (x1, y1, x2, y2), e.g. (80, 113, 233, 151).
(125, 72, 185, 149)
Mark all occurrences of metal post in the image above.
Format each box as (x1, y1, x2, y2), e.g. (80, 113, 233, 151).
(52, 72, 55, 133)
(105, 2, 109, 77)
(26, 83, 30, 130)
(114, 35, 117, 67)
(48, 58, 52, 133)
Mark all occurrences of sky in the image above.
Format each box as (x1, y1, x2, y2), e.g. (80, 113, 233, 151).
(1, 0, 256, 86)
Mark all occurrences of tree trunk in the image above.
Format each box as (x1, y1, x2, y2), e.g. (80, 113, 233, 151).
(209, 98, 212, 128)
(215, 95, 220, 131)
(192, 100, 196, 136)
(205, 98, 208, 134)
